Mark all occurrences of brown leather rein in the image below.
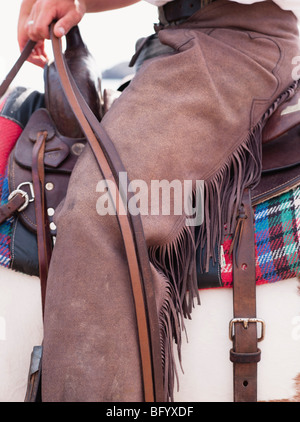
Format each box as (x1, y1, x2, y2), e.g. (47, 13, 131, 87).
(0, 25, 164, 402)
(0, 40, 36, 99)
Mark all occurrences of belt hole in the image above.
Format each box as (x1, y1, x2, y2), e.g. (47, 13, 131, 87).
(243, 380, 248, 387)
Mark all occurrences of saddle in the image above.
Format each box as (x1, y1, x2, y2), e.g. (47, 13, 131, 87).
(255, 90, 300, 202)
(0, 24, 299, 403)
(1, 26, 104, 312)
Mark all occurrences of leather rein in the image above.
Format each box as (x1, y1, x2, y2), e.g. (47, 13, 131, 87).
(0, 25, 164, 403)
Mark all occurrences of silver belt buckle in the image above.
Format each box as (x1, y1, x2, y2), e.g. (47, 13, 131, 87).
(8, 182, 35, 212)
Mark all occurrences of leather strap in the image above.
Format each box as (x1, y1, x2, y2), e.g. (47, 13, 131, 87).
(0, 40, 36, 99)
(50, 25, 164, 402)
(32, 131, 53, 318)
(0, 192, 26, 224)
(229, 188, 263, 402)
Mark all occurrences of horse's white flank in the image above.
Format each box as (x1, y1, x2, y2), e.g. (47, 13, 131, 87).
(0, 266, 43, 402)
(174, 277, 300, 402)
(0, 263, 299, 402)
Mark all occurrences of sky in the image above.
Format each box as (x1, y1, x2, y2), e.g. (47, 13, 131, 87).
(0, 1, 158, 91)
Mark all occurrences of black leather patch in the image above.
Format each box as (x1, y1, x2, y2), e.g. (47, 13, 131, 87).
(11, 218, 39, 277)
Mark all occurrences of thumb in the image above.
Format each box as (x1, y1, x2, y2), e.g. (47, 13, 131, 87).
(53, 10, 85, 38)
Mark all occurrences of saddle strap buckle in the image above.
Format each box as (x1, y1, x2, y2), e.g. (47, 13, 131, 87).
(8, 182, 35, 212)
(229, 318, 265, 342)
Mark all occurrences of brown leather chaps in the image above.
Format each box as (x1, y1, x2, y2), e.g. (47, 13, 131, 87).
(42, 0, 300, 401)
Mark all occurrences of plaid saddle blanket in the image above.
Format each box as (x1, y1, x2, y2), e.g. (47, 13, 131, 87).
(221, 186, 300, 288)
(0, 87, 299, 287)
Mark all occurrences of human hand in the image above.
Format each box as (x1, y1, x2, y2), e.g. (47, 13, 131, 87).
(18, 0, 87, 68)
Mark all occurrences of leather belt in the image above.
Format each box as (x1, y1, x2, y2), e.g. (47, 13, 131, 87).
(160, 0, 217, 24)
(229, 188, 265, 402)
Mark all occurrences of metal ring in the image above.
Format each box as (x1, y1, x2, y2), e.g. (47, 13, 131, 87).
(16, 182, 35, 202)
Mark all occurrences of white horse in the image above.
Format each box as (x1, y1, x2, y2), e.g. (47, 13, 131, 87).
(0, 264, 299, 402)
(0, 268, 42, 402)
(174, 277, 300, 402)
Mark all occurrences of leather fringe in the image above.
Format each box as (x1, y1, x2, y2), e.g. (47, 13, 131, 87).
(149, 231, 196, 401)
(148, 80, 299, 402)
(197, 80, 300, 274)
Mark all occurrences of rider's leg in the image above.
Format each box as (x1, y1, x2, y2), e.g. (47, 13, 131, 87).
(42, 0, 300, 401)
